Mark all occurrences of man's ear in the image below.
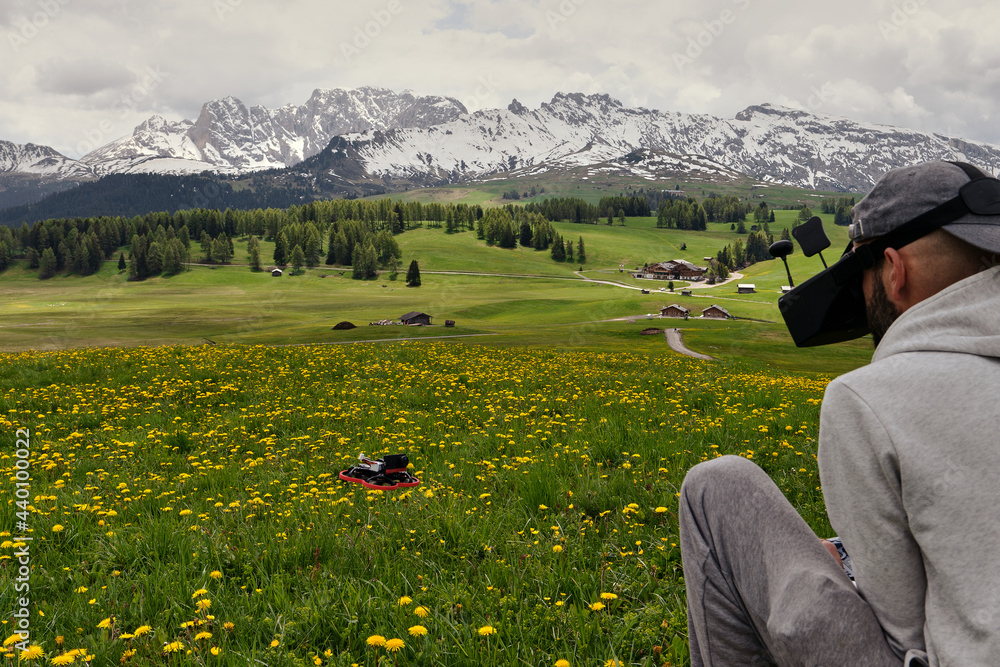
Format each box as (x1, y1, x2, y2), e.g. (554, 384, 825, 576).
(882, 247, 909, 307)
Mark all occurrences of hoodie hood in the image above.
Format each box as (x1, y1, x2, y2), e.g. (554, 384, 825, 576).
(873, 264, 1000, 363)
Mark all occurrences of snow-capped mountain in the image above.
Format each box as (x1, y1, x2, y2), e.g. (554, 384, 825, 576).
(80, 87, 467, 176)
(0, 140, 95, 210)
(324, 93, 1000, 192)
(1, 140, 92, 178)
(7, 88, 1000, 217)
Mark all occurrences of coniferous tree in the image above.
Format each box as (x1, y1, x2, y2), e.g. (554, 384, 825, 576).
(333, 230, 350, 265)
(248, 235, 262, 271)
(200, 231, 213, 262)
(305, 225, 322, 267)
(162, 241, 183, 275)
(117, 252, 127, 271)
(290, 244, 305, 274)
(565, 239, 574, 261)
(519, 220, 533, 247)
(147, 241, 164, 275)
(406, 259, 421, 287)
(274, 230, 288, 266)
(325, 230, 338, 265)
(577, 236, 586, 262)
(551, 234, 566, 261)
(352, 242, 377, 279)
(212, 236, 231, 264)
(362, 242, 378, 279)
(373, 229, 401, 268)
(39, 247, 57, 279)
(26, 247, 39, 269)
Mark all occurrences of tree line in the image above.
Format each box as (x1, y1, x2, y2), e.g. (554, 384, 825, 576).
(0, 194, 589, 280)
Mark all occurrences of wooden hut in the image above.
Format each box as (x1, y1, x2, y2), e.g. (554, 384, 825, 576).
(401, 311, 432, 326)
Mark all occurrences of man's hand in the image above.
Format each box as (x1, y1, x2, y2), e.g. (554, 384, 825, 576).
(822, 539, 845, 569)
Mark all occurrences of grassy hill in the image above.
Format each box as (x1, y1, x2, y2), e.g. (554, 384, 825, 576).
(0, 186, 875, 666)
(0, 208, 872, 374)
(380, 169, 854, 210)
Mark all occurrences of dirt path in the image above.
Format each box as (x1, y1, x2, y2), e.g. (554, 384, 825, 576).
(664, 328, 714, 361)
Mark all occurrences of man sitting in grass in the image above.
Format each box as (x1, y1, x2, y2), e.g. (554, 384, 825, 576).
(679, 161, 1000, 666)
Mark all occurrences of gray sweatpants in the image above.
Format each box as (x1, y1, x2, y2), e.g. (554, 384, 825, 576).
(679, 455, 903, 667)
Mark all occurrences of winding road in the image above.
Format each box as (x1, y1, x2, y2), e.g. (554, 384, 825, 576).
(664, 327, 715, 361)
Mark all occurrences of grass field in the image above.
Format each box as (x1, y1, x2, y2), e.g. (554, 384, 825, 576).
(0, 207, 876, 665)
(378, 168, 854, 211)
(0, 341, 837, 666)
(0, 213, 868, 373)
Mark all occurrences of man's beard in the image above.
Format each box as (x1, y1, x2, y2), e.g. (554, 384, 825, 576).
(867, 274, 900, 348)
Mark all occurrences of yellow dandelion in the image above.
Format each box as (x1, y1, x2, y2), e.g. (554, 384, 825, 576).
(555, 660, 571, 667)
(385, 638, 404, 653)
(552, 545, 563, 553)
(97, 616, 113, 629)
(196, 598, 212, 611)
(270, 639, 279, 648)
(413, 606, 430, 618)
(538, 504, 548, 510)
(408, 625, 428, 637)
(119, 633, 135, 640)
(51, 653, 76, 665)
(654, 507, 668, 514)
(211, 646, 222, 655)
(120, 649, 135, 660)
(589, 602, 606, 611)
(74, 587, 88, 594)
(194, 632, 212, 641)
(599, 593, 618, 601)
(477, 625, 496, 637)
(133, 625, 152, 636)
(223, 622, 234, 631)
(163, 641, 184, 653)
(191, 588, 208, 599)
(19, 645, 44, 660)
(366, 635, 386, 647)
(209, 570, 222, 580)
(397, 595, 412, 606)
(52, 524, 65, 533)
(3, 634, 23, 647)
(604, 660, 623, 667)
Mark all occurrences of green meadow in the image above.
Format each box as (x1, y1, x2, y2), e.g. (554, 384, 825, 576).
(0, 204, 874, 665)
(0, 211, 866, 372)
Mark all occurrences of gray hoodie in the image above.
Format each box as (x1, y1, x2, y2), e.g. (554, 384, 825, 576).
(818, 264, 1000, 666)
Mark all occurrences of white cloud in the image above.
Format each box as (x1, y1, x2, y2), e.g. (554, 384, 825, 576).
(0, 0, 998, 158)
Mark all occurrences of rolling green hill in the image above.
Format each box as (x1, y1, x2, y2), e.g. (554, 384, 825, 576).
(0, 206, 872, 374)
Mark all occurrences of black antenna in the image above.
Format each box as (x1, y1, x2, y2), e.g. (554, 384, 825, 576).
(791, 216, 832, 268)
(768, 239, 795, 287)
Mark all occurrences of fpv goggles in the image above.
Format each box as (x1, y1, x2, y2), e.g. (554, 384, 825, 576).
(778, 162, 1000, 347)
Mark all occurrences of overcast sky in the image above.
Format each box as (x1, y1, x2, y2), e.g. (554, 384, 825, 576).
(2, 0, 998, 158)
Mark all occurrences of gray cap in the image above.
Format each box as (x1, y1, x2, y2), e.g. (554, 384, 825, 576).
(850, 160, 1000, 254)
